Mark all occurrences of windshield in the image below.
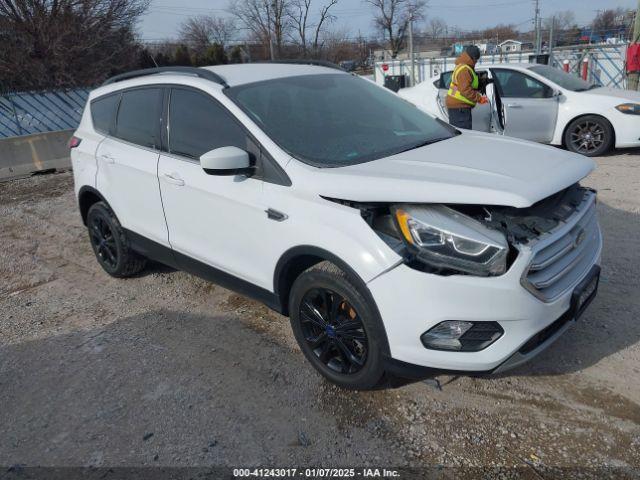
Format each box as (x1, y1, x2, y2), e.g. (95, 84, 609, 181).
(529, 65, 598, 91)
(225, 73, 456, 167)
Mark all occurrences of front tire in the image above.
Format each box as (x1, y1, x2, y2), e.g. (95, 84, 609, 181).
(86, 202, 146, 277)
(564, 115, 613, 157)
(289, 262, 387, 390)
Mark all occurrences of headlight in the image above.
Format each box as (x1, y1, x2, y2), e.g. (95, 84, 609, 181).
(615, 103, 640, 115)
(394, 204, 508, 276)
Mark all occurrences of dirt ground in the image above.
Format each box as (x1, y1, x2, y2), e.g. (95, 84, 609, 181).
(1, 150, 639, 476)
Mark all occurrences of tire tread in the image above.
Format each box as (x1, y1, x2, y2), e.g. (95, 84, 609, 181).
(289, 261, 388, 390)
(87, 202, 146, 278)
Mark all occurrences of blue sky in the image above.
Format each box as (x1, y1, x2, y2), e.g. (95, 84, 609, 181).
(139, 0, 637, 42)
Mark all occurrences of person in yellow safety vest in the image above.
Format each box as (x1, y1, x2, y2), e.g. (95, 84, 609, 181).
(445, 45, 489, 130)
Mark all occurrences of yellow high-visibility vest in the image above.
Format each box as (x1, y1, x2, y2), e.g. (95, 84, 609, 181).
(447, 64, 479, 107)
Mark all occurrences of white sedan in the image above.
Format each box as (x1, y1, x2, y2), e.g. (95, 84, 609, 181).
(398, 63, 640, 156)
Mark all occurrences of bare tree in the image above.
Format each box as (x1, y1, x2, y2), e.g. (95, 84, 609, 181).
(321, 27, 352, 63)
(229, 0, 291, 57)
(366, 0, 426, 58)
(288, 0, 338, 56)
(229, 0, 271, 49)
(179, 15, 236, 55)
(482, 23, 519, 43)
(352, 32, 376, 67)
(0, 0, 149, 91)
(592, 8, 625, 33)
(289, 0, 312, 54)
(311, 0, 338, 51)
(427, 17, 445, 42)
(543, 10, 575, 32)
(271, 0, 289, 56)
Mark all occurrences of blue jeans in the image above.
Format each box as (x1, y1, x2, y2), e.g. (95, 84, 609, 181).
(448, 108, 472, 130)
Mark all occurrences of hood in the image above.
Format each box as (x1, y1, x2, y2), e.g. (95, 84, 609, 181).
(456, 51, 476, 67)
(584, 87, 640, 102)
(288, 131, 595, 208)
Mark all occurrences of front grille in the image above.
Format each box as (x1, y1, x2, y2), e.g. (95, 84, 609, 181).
(522, 191, 602, 302)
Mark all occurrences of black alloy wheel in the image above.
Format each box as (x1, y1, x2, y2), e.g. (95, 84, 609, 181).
(89, 214, 118, 270)
(299, 287, 368, 375)
(86, 201, 146, 277)
(289, 262, 388, 389)
(565, 115, 613, 157)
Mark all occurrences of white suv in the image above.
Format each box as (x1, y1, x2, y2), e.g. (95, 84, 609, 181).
(71, 62, 602, 389)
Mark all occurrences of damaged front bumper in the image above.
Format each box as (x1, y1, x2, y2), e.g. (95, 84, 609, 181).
(367, 217, 602, 375)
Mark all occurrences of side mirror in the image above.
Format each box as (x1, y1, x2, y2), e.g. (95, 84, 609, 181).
(200, 146, 253, 176)
(546, 86, 561, 98)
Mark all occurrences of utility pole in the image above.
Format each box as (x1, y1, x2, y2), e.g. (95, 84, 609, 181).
(549, 16, 555, 65)
(408, 14, 415, 86)
(534, 0, 541, 55)
(634, 1, 640, 44)
(266, 0, 275, 60)
(538, 16, 543, 54)
(629, 0, 640, 90)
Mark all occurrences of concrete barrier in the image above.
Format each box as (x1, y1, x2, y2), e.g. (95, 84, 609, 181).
(0, 129, 73, 181)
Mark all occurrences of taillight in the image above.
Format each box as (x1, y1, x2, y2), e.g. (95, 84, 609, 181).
(68, 136, 82, 149)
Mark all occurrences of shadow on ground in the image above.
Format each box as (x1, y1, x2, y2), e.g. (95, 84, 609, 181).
(0, 310, 400, 467)
(604, 147, 640, 157)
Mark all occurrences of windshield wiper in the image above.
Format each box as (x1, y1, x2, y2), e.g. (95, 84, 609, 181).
(397, 136, 452, 154)
(575, 84, 599, 92)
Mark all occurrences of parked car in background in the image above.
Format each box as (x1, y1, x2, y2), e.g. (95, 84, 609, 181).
(399, 63, 640, 156)
(339, 60, 358, 72)
(71, 63, 601, 390)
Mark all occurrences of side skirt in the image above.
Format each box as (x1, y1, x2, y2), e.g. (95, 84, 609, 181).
(124, 229, 283, 313)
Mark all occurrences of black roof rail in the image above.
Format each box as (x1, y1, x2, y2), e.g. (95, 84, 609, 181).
(102, 67, 229, 88)
(256, 59, 346, 71)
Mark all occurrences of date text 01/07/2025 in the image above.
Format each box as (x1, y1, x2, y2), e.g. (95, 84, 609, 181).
(232, 467, 401, 478)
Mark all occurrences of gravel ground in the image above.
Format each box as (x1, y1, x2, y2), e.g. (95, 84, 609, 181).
(1, 150, 639, 475)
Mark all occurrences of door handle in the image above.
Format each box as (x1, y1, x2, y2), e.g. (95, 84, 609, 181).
(163, 173, 185, 186)
(506, 103, 522, 109)
(266, 208, 288, 222)
(99, 153, 115, 164)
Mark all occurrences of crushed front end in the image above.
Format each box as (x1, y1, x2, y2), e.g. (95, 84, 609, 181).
(357, 183, 603, 373)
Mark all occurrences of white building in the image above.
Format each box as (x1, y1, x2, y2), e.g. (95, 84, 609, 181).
(475, 42, 498, 55)
(498, 40, 523, 53)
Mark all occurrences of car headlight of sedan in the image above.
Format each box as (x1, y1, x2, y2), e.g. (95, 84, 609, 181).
(394, 204, 509, 276)
(615, 103, 640, 115)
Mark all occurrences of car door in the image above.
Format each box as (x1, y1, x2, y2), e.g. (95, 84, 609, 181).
(436, 69, 493, 132)
(491, 68, 559, 143)
(435, 70, 453, 118)
(158, 86, 274, 290)
(95, 87, 169, 247)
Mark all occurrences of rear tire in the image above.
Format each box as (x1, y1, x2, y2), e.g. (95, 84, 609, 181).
(86, 202, 146, 278)
(289, 261, 387, 390)
(564, 115, 613, 157)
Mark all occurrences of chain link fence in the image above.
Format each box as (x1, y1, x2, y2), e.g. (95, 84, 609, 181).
(374, 43, 628, 89)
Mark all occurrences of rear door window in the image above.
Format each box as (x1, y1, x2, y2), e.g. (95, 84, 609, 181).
(435, 71, 453, 89)
(91, 93, 120, 134)
(168, 88, 247, 159)
(114, 88, 163, 148)
(438, 69, 488, 89)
